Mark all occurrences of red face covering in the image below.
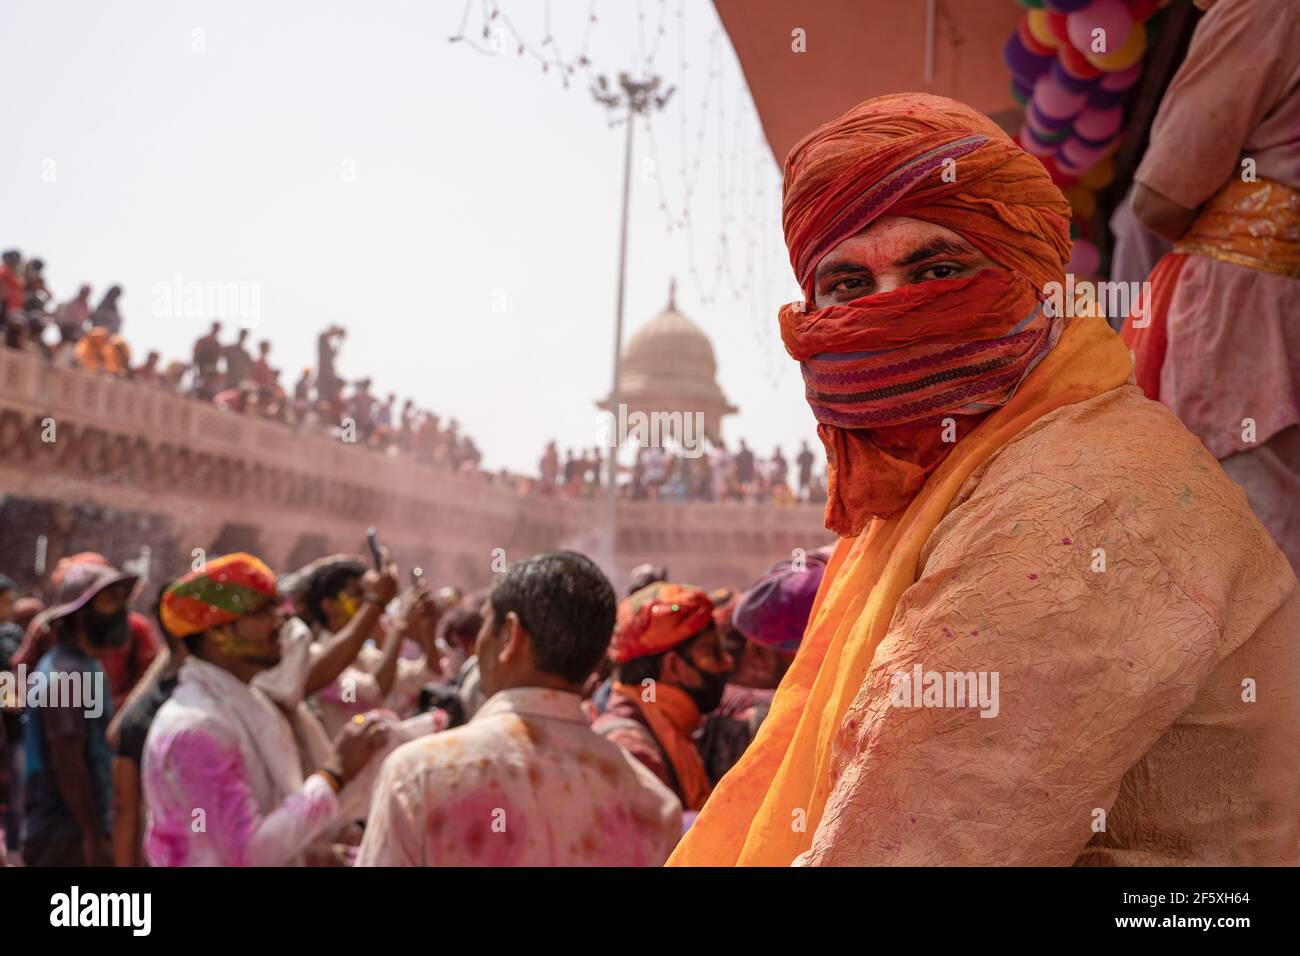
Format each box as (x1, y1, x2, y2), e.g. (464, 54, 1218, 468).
(779, 93, 1073, 536)
(782, 269, 1062, 535)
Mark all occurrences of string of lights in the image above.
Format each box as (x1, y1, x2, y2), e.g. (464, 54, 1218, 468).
(449, 0, 791, 384)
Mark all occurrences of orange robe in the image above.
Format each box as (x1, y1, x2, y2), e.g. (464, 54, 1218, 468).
(670, 316, 1300, 866)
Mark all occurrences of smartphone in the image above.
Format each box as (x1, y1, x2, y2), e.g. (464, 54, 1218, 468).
(365, 527, 383, 570)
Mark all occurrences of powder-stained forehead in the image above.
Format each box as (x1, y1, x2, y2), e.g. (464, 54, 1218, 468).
(781, 91, 1072, 295)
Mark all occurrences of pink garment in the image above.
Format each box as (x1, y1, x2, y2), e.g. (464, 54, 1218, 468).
(1220, 425, 1300, 571)
(1133, 0, 1300, 565)
(142, 657, 340, 866)
(356, 687, 682, 866)
(795, 385, 1300, 866)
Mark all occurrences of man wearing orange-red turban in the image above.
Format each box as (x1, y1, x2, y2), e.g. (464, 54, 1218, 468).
(593, 583, 734, 812)
(667, 93, 1300, 867)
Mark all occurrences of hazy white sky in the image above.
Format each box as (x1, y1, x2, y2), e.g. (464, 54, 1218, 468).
(1, 0, 818, 473)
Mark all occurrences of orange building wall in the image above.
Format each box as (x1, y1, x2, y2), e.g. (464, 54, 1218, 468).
(716, 0, 1021, 164)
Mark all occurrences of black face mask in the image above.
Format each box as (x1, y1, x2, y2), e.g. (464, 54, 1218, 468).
(84, 607, 129, 648)
(679, 655, 731, 714)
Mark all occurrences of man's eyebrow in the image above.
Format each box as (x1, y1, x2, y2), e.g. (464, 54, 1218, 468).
(894, 238, 971, 267)
(814, 259, 869, 281)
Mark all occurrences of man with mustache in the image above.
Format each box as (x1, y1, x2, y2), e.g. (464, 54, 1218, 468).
(140, 553, 391, 866)
(668, 93, 1300, 867)
(593, 583, 735, 814)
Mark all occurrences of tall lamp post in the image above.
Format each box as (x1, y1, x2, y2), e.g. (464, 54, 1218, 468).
(591, 72, 673, 576)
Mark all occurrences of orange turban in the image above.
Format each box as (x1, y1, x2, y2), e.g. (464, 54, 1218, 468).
(609, 583, 713, 663)
(778, 94, 1076, 535)
(782, 92, 1072, 297)
(668, 94, 1134, 868)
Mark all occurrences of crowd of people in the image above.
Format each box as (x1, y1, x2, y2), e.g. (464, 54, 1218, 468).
(5, 247, 830, 503)
(535, 439, 828, 505)
(0, 251, 484, 469)
(0, 544, 826, 866)
(3, 0, 1297, 871)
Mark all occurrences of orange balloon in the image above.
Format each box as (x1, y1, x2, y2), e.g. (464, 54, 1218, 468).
(1086, 21, 1146, 72)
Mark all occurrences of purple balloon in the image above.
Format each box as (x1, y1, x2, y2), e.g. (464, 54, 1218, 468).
(1050, 57, 1098, 94)
(1027, 105, 1073, 142)
(1087, 86, 1126, 109)
(1003, 32, 1055, 85)
(1072, 127, 1122, 150)
(1033, 73, 1089, 119)
(1028, 100, 1077, 132)
(1045, 0, 1092, 11)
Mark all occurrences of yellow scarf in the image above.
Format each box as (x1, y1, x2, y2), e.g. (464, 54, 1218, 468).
(667, 313, 1133, 865)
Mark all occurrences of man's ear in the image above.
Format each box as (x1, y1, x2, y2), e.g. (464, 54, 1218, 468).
(499, 611, 525, 665)
(660, 649, 687, 684)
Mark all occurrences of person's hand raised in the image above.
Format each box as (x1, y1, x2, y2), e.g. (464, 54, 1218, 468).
(330, 715, 391, 785)
(360, 548, 399, 607)
(399, 586, 438, 644)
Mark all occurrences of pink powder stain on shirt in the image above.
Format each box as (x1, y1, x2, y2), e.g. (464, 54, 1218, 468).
(148, 729, 261, 866)
(146, 808, 193, 867)
(437, 789, 528, 866)
(593, 802, 672, 867)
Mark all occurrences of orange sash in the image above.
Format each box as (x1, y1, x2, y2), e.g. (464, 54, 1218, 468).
(1123, 177, 1300, 401)
(1174, 176, 1300, 279)
(612, 681, 712, 812)
(667, 313, 1133, 865)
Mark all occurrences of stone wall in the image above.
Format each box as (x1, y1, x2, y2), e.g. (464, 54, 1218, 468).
(0, 348, 834, 596)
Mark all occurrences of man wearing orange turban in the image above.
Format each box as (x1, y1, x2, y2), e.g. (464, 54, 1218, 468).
(668, 93, 1300, 867)
(592, 583, 735, 812)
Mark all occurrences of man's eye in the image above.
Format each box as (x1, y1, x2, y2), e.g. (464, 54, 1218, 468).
(831, 276, 870, 295)
(914, 263, 964, 282)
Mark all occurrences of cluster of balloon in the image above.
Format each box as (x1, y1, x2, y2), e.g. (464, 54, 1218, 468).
(1003, 0, 1167, 278)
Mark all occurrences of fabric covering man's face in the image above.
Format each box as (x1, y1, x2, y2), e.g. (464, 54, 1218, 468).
(778, 92, 1074, 536)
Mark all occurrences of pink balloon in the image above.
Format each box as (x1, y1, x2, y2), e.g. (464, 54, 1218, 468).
(1055, 151, 1090, 176)
(1099, 61, 1141, 90)
(1073, 104, 1124, 141)
(1026, 102, 1068, 139)
(1066, 239, 1101, 277)
(1033, 73, 1088, 119)
(1066, 0, 1133, 57)
(1019, 125, 1057, 158)
(1060, 136, 1107, 170)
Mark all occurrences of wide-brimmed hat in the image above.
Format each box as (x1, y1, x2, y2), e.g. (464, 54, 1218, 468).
(39, 562, 139, 627)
